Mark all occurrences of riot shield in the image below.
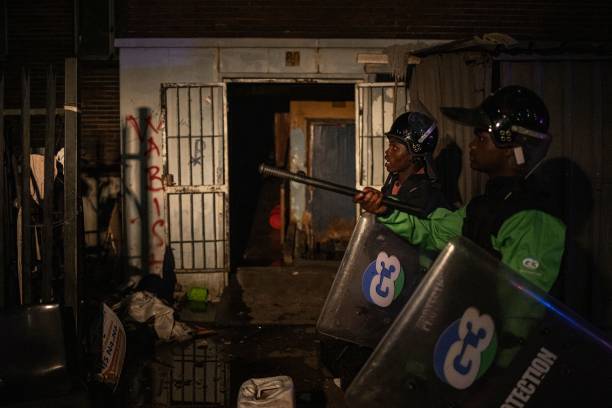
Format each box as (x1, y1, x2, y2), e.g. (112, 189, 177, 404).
(345, 237, 612, 408)
(316, 213, 421, 348)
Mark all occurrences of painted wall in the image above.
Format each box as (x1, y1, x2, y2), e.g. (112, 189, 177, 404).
(120, 47, 217, 276)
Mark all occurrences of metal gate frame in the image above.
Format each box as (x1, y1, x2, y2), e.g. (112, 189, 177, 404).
(160, 83, 229, 298)
(355, 82, 408, 194)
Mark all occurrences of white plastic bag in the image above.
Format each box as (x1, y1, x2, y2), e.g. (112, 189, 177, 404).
(127, 291, 192, 341)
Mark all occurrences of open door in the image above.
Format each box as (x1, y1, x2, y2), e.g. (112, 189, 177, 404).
(355, 83, 408, 194)
(161, 84, 229, 300)
(309, 120, 356, 255)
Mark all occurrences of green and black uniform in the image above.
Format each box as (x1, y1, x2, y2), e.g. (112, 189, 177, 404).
(378, 175, 566, 365)
(379, 176, 565, 291)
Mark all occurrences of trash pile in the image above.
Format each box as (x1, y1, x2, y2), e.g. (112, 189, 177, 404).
(112, 247, 212, 344)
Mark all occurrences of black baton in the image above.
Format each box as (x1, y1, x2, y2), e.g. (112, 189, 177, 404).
(259, 164, 423, 216)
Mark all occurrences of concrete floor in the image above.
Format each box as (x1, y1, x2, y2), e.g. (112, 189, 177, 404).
(161, 260, 348, 407)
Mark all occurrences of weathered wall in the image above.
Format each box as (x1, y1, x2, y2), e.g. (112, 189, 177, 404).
(120, 47, 217, 278)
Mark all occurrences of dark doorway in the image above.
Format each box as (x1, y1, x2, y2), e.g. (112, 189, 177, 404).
(310, 121, 356, 256)
(227, 83, 354, 269)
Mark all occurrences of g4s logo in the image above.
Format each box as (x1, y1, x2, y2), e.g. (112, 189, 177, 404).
(362, 251, 404, 307)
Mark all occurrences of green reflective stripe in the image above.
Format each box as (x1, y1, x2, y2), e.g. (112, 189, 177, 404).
(492, 209, 566, 292)
(377, 206, 465, 252)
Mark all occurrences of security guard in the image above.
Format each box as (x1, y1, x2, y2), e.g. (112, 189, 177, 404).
(355, 85, 566, 366)
(380, 109, 448, 216)
(324, 108, 449, 390)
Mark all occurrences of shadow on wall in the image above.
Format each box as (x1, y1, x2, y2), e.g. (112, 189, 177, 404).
(121, 107, 152, 275)
(528, 157, 595, 320)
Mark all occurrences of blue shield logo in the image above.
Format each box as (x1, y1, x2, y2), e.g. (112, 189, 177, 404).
(433, 307, 497, 389)
(361, 251, 405, 307)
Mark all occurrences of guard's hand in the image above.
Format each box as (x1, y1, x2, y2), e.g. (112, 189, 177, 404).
(354, 187, 388, 215)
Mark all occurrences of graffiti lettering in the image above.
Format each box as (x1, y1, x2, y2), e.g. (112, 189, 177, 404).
(190, 139, 203, 166)
(153, 197, 161, 218)
(151, 219, 165, 248)
(147, 166, 164, 192)
(126, 115, 143, 141)
(126, 114, 164, 143)
(127, 112, 166, 272)
(146, 136, 161, 157)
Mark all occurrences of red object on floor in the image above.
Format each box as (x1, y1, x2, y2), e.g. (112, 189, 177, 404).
(269, 204, 281, 230)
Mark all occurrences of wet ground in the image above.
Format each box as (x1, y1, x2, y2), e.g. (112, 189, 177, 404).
(141, 261, 348, 408)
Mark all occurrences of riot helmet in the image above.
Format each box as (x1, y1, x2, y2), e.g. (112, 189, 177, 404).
(385, 101, 439, 181)
(385, 111, 439, 157)
(441, 85, 551, 173)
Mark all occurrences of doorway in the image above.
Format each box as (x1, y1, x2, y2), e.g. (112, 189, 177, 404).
(309, 121, 356, 256)
(227, 83, 354, 268)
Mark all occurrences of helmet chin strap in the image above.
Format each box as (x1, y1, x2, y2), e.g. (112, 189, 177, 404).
(515, 145, 546, 180)
(423, 154, 437, 182)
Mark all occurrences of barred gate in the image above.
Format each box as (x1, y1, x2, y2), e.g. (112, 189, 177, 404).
(161, 84, 229, 299)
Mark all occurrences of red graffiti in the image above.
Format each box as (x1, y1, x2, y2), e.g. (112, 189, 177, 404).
(126, 114, 164, 142)
(147, 166, 164, 192)
(126, 113, 167, 266)
(153, 197, 161, 218)
(126, 115, 143, 141)
(151, 219, 165, 248)
(146, 136, 161, 157)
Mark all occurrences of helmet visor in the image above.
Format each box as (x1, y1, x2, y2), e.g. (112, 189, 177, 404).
(440, 107, 491, 129)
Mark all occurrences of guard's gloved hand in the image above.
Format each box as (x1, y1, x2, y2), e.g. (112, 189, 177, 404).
(354, 187, 388, 215)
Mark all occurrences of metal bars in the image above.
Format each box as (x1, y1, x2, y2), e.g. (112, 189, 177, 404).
(21, 69, 32, 304)
(64, 58, 79, 321)
(42, 66, 56, 302)
(162, 84, 229, 277)
(166, 192, 225, 271)
(355, 83, 407, 191)
(165, 86, 225, 188)
(0, 75, 5, 308)
(4, 64, 68, 309)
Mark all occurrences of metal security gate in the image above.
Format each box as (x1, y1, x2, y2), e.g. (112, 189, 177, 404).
(355, 83, 408, 192)
(161, 84, 228, 299)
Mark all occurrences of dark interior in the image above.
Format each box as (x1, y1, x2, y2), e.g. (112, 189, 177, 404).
(227, 83, 354, 268)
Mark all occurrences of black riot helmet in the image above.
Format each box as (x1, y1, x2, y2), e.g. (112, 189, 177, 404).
(385, 102, 439, 181)
(385, 111, 439, 156)
(441, 85, 551, 173)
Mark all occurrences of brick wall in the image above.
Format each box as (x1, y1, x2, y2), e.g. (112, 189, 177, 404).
(118, 0, 612, 41)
